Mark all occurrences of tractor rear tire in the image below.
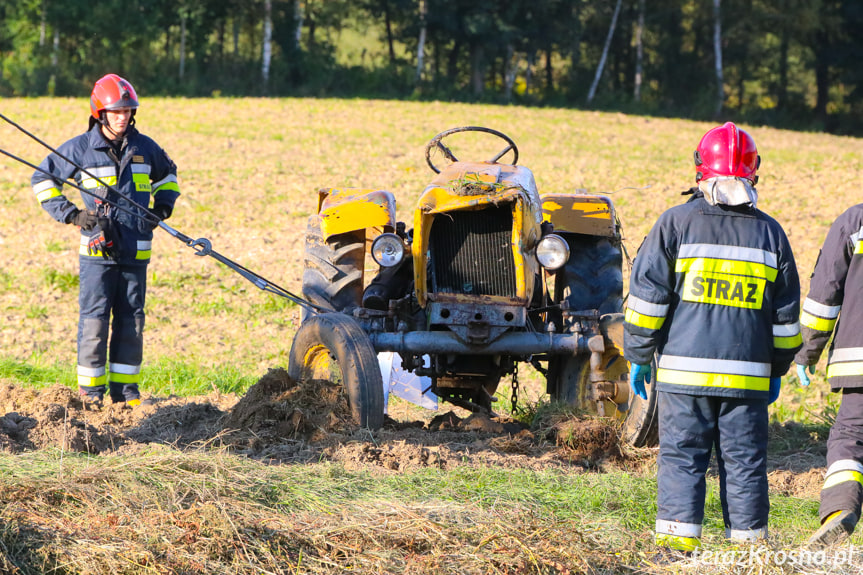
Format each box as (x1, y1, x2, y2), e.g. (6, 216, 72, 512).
(547, 233, 623, 401)
(547, 235, 659, 447)
(620, 357, 659, 447)
(301, 215, 365, 321)
(554, 234, 623, 317)
(288, 313, 385, 430)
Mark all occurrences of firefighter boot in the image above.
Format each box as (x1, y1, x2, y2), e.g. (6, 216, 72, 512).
(807, 510, 858, 549)
(78, 385, 105, 409)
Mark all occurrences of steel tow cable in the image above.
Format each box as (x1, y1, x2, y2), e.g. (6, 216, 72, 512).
(0, 112, 326, 315)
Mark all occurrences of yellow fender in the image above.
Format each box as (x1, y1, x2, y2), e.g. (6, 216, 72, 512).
(316, 187, 397, 239)
(540, 193, 617, 237)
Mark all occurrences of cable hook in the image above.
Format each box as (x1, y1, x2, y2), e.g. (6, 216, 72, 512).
(190, 237, 213, 256)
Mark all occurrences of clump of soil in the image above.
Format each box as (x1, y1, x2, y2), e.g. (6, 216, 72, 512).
(769, 468, 826, 499)
(222, 367, 355, 449)
(534, 411, 623, 467)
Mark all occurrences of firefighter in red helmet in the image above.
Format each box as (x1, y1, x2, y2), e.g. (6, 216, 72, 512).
(30, 74, 180, 408)
(624, 122, 801, 553)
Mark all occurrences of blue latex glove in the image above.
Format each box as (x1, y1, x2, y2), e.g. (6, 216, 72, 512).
(768, 377, 781, 405)
(796, 363, 815, 387)
(629, 364, 651, 401)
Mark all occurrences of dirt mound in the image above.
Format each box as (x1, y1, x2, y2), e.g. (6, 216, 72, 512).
(531, 410, 624, 467)
(222, 367, 356, 447)
(769, 468, 826, 499)
(0, 382, 236, 454)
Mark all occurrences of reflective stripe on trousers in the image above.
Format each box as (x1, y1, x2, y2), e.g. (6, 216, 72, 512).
(821, 390, 863, 521)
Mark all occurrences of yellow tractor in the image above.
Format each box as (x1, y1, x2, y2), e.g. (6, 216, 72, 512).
(289, 127, 657, 446)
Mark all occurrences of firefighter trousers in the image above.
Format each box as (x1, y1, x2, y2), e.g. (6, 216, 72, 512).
(656, 391, 769, 548)
(76, 261, 146, 402)
(819, 389, 863, 521)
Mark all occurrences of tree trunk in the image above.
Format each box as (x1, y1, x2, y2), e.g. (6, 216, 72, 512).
(48, 26, 58, 95)
(712, 0, 724, 117)
(587, 0, 623, 103)
(634, 0, 645, 102)
(814, 31, 829, 126)
(415, 0, 427, 85)
(447, 40, 461, 82)
(262, 0, 272, 88)
(525, 51, 535, 96)
(384, 0, 395, 65)
(470, 42, 485, 96)
(777, 9, 789, 112)
(545, 48, 553, 96)
(180, 11, 187, 80)
(233, 18, 240, 57)
(217, 19, 225, 63)
(40, 0, 47, 47)
(295, 0, 303, 49)
(568, 2, 582, 92)
(504, 43, 516, 102)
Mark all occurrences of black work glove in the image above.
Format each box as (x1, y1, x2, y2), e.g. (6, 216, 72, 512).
(149, 205, 173, 229)
(68, 208, 98, 231)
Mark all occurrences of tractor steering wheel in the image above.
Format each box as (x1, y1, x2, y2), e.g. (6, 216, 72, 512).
(425, 126, 519, 174)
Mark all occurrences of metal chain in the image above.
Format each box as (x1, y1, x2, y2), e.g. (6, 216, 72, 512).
(510, 363, 520, 414)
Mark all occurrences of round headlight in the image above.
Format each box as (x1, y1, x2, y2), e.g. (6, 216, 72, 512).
(536, 234, 570, 270)
(371, 233, 406, 267)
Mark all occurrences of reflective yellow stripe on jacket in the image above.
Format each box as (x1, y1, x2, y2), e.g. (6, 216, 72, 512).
(625, 295, 669, 330)
(800, 297, 840, 333)
(657, 354, 771, 392)
(33, 178, 62, 202)
(131, 164, 152, 192)
(80, 166, 117, 189)
(827, 347, 863, 379)
(152, 174, 179, 194)
(773, 322, 802, 349)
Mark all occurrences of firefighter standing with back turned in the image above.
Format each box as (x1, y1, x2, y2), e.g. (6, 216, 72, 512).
(30, 74, 180, 408)
(623, 122, 801, 552)
(796, 199, 863, 548)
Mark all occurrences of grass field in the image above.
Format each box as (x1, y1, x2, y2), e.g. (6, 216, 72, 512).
(1, 98, 863, 573)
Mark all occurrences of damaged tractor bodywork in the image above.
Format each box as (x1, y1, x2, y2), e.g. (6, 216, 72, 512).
(290, 127, 658, 446)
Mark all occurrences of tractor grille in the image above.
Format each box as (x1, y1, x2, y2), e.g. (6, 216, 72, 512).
(429, 205, 516, 297)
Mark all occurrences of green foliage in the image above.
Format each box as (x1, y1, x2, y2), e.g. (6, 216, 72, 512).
(1, 0, 862, 132)
(0, 356, 258, 396)
(40, 267, 78, 292)
(141, 357, 258, 396)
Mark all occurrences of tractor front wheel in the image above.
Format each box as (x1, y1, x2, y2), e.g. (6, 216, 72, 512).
(288, 313, 385, 429)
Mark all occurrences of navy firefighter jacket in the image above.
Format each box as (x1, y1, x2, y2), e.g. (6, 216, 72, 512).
(31, 124, 180, 266)
(624, 191, 802, 400)
(795, 203, 863, 389)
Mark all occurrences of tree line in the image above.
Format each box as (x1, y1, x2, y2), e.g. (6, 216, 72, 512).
(2, 0, 861, 134)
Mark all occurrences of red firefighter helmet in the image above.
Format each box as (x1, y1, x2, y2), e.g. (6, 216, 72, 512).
(694, 122, 760, 183)
(90, 74, 139, 120)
